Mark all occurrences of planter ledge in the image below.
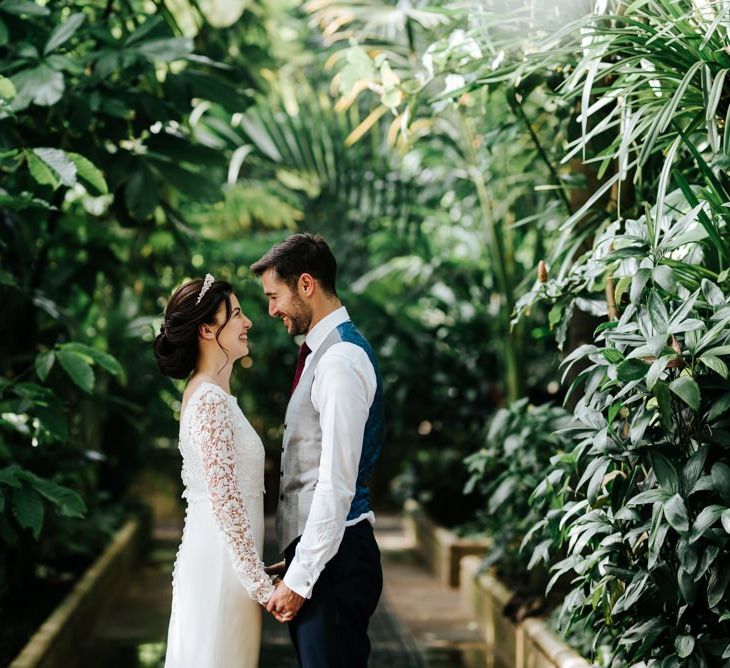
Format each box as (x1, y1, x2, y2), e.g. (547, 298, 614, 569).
(10, 516, 144, 668)
(460, 555, 593, 668)
(403, 499, 490, 588)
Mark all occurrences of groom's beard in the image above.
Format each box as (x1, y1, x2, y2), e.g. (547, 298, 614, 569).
(284, 296, 312, 336)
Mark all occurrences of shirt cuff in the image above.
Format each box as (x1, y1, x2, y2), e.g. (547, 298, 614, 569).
(283, 559, 316, 599)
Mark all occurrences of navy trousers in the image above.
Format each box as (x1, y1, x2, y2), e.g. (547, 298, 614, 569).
(284, 520, 383, 668)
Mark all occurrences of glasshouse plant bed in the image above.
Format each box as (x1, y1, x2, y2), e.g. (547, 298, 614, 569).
(460, 556, 592, 668)
(403, 499, 490, 588)
(10, 517, 144, 668)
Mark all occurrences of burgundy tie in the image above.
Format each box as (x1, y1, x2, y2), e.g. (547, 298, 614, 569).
(291, 342, 311, 394)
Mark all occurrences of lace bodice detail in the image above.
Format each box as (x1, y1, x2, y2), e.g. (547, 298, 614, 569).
(178, 383, 273, 605)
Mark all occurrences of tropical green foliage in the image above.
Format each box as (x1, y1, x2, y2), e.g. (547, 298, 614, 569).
(218, 61, 563, 498)
(306, 0, 573, 403)
(525, 204, 730, 665)
(3, 0, 729, 664)
(0, 0, 294, 659)
(462, 399, 573, 582)
(308, 0, 730, 663)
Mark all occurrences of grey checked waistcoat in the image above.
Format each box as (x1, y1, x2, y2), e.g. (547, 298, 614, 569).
(276, 320, 384, 553)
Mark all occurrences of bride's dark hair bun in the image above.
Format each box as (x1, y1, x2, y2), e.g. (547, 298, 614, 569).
(154, 277, 233, 379)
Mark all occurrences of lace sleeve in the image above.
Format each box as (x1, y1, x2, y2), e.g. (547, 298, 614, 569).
(189, 387, 274, 605)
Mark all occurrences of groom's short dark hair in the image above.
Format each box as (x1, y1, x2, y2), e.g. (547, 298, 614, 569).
(251, 233, 338, 296)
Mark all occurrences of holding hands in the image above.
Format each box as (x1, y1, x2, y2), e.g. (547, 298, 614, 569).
(264, 561, 305, 623)
(264, 560, 286, 577)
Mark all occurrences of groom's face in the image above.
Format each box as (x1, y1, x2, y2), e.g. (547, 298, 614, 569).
(261, 269, 312, 336)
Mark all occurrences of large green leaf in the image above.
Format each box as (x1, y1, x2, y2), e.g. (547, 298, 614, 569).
(654, 380, 673, 431)
(134, 37, 193, 62)
(708, 566, 730, 608)
(587, 459, 611, 502)
(238, 113, 283, 162)
(12, 485, 44, 539)
(616, 358, 649, 382)
(708, 392, 730, 422)
(678, 565, 697, 604)
(689, 505, 724, 543)
(31, 478, 85, 518)
(56, 349, 94, 393)
(711, 463, 730, 502)
(669, 375, 700, 411)
(705, 346, 730, 357)
(32, 148, 77, 187)
(35, 350, 55, 382)
(0, 0, 49, 16)
(701, 278, 725, 306)
(487, 476, 517, 513)
(697, 544, 721, 585)
(682, 446, 708, 492)
(602, 348, 624, 364)
(10, 64, 64, 109)
(630, 488, 670, 505)
(0, 193, 54, 211)
(630, 268, 651, 304)
(646, 355, 670, 390)
(663, 493, 689, 534)
(675, 635, 695, 659)
(619, 617, 668, 648)
(700, 354, 728, 379)
(26, 151, 58, 188)
(721, 508, 730, 534)
(0, 465, 21, 488)
(67, 152, 108, 195)
(125, 15, 165, 45)
(678, 537, 699, 574)
(650, 451, 679, 493)
(60, 342, 123, 376)
(44, 11, 85, 55)
(652, 264, 676, 292)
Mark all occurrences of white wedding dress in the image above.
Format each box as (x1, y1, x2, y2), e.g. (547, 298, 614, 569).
(164, 382, 274, 668)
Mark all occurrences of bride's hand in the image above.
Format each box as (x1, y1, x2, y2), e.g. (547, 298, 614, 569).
(264, 560, 286, 576)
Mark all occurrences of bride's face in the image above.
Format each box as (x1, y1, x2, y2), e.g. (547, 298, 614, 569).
(212, 293, 252, 360)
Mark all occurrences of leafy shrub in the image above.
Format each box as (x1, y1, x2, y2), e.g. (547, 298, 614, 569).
(0, 0, 279, 659)
(524, 203, 730, 666)
(462, 399, 573, 586)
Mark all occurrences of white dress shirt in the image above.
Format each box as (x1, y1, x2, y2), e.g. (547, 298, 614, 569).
(283, 306, 377, 599)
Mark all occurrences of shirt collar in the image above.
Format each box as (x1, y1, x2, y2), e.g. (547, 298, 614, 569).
(305, 306, 349, 354)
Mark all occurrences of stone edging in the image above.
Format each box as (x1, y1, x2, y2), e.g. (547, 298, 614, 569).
(403, 499, 490, 588)
(10, 516, 144, 668)
(460, 555, 593, 668)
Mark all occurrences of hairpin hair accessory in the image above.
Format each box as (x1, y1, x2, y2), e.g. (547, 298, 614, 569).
(196, 273, 215, 305)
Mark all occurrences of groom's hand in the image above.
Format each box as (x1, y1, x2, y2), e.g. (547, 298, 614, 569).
(266, 581, 304, 623)
(264, 560, 286, 577)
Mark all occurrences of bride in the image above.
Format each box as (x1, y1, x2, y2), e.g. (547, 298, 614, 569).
(154, 274, 284, 667)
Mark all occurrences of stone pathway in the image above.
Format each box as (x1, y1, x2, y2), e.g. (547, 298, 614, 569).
(375, 516, 486, 668)
(78, 515, 486, 667)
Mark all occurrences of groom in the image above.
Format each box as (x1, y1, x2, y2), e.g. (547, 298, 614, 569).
(251, 233, 384, 667)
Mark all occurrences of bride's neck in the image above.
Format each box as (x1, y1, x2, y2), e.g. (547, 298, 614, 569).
(192, 352, 234, 394)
